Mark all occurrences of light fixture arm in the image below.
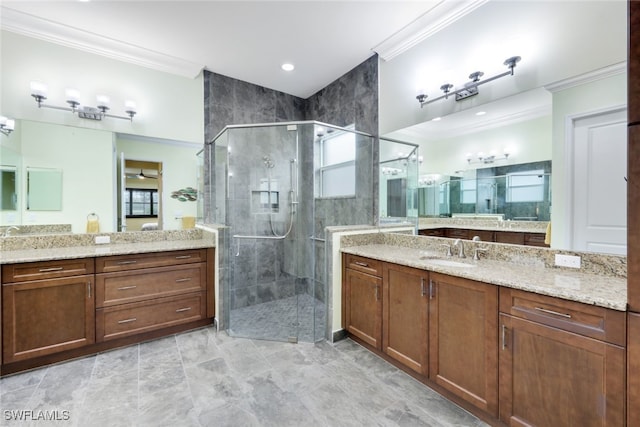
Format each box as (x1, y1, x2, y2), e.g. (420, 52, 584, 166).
(417, 56, 521, 108)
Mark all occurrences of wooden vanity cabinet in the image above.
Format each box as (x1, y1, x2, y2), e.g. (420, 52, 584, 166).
(494, 231, 525, 245)
(95, 249, 209, 342)
(382, 263, 429, 375)
(499, 288, 626, 426)
(2, 258, 95, 363)
(343, 254, 382, 349)
(428, 273, 499, 416)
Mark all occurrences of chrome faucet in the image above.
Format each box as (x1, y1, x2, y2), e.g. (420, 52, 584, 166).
(471, 235, 487, 260)
(4, 226, 19, 237)
(453, 238, 465, 258)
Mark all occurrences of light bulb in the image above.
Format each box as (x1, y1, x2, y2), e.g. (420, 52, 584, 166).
(125, 100, 137, 113)
(30, 81, 48, 98)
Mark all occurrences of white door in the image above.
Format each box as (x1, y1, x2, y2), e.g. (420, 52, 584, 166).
(571, 107, 626, 255)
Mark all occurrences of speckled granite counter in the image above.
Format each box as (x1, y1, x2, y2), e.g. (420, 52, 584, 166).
(0, 228, 216, 264)
(342, 243, 627, 311)
(418, 218, 548, 234)
(0, 239, 215, 264)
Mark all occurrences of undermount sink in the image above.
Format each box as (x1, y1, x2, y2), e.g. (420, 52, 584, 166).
(421, 258, 476, 268)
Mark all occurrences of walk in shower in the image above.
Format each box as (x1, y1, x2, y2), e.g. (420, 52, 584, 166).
(209, 121, 374, 343)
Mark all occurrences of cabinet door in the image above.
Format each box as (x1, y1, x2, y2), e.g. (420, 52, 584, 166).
(499, 314, 625, 427)
(344, 269, 382, 349)
(383, 263, 428, 375)
(429, 273, 498, 415)
(3, 275, 95, 363)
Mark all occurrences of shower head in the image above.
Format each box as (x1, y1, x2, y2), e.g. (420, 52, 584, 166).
(263, 156, 275, 168)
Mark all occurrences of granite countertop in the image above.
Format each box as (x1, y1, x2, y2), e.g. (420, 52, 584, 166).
(418, 223, 547, 234)
(342, 244, 627, 311)
(0, 239, 215, 264)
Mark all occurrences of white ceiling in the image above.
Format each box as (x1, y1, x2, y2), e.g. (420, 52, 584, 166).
(1, 0, 445, 98)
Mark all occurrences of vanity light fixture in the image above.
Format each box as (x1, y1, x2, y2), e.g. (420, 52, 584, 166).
(30, 81, 137, 121)
(466, 149, 510, 165)
(0, 116, 15, 136)
(398, 151, 424, 165)
(416, 56, 521, 108)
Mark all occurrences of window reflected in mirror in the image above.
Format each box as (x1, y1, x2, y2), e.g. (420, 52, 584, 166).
(0, 165, 17, 211)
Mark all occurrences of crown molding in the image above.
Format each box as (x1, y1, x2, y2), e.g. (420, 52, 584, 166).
(545, 62, 626, 93)
(1, 7, 204, 78)
(372, 0, 489, 61)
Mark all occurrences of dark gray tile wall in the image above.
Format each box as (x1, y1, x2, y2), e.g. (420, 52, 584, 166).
(204, 55, 380, 340)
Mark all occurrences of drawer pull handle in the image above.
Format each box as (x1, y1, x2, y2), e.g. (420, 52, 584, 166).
(175, 278, 192, 283)
(354, 261, 369, 267)
(118, 318, 137, 324)
(117, 260, 137, 265)
(175, 255, 192, 259)
(117, 285, 137, 291)
(501, 325, 508, 350)
(176, 307, 192, 313)
(39, 267, 64, 272)
(534, 307, 572, 319)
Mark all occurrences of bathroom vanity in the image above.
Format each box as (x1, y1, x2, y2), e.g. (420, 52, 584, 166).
(341, 236, 626, 426)
(0, 231, 216, 375)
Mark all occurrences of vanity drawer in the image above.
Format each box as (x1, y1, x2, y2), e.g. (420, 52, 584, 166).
(499, 288, 626, 346)
(344, 254, 382, 277)
(524, 232, 549, 247)
(95, 249, 206, 273)
(495, 231, 525, 245)
(2, 258, 95, 283)
(95, 263, 206, 308)
(96, 291, 206, 341)
(445, 228, 469, 239)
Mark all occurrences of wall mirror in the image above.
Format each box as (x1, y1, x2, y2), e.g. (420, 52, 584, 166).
(1, 119, 201, 233)
(380, 1, 627, 255)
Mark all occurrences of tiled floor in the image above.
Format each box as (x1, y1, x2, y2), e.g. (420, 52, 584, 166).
(229, 294, 326, 343)
(0, 327, 488, 427)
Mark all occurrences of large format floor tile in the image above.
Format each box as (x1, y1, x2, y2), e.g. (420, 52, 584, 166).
(0, 326, 488, 427)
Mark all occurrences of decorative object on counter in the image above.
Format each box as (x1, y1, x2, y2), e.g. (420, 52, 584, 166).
(171, 187, 197, 202)
(544, 222, 551, 245)
(30, 81, 137, 121)
(86, 213, 100, 233)
(182, 216, 196, 229)
(0, 116, 15, 136)
(416, 56, 521, 107)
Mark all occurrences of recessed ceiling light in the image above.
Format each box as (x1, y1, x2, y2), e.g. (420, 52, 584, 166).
(476, 111, 486, 116)
(281, 63, 295, 72)
(432, 117, 441, 122)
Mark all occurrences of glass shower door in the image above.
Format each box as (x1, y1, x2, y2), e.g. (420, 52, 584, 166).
(222, 124, 302, 342)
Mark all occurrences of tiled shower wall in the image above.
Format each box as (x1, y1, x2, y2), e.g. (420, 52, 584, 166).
(203, 55, 380, 335)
